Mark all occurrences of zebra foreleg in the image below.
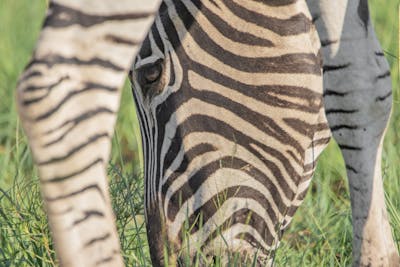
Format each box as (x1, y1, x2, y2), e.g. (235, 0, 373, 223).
(308, 0, 399, 265)
(16, 1, 160, 266)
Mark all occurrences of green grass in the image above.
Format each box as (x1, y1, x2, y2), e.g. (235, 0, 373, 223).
(0, 0, 399, 266)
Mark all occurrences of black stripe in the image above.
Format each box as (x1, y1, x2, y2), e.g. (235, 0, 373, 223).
(253, 0, 298, 6)
(33, 54, 125, 72)
(311, 14, 320, 23)
(22, 76, 70, 106)
(20, 70, 42, 81)
(325, 108, 358, 114)
(320, 39, 339, 47)
(375, 91, 392, 102)
(45, 184, 105, 202)
(95, 251, 119, 266)
(43, 108, 115, 147)
(152, 25, 165, 53)
(323, 89, 348, 97)
(138, 35, 153, 59)
(35, 82, 117, 121)
(312, 137, 331, 147)
(42, 158, 103, 183)
(286, 203, 302, 219)
(330, 125, 358, 131)
(162, 143, 218, 178)
(37, 134, 109, 166)
(83, 232, 111, 248)
(222, 0, 311, 36)
(286, 150, 302, 167)
(346, 164, 359, 174)
(338, 144, 362, 151)
(95, 256, 114, 266)
(294, 187, 309, 202)
(23, 75, 69, 92)
(72, 210, 105, 227)
(323, 63, 351, 73)
(46, 2, 154, 28)
(44, 108, 115, 134)
(283, 118, 329, 139)
(104, 34, 140, 46)
(375, 71, 390, 80)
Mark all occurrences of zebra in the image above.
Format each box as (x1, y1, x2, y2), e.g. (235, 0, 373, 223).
(15, 0, 398, 266)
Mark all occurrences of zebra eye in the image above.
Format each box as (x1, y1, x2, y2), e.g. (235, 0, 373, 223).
(138, 61, 163, 85)
(134, 58, 165, 98)
(144, 64, 162, 83)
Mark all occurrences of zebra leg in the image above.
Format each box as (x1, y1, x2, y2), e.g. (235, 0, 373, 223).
(16, 1, 160, 266)
(307, 0, 399, 266)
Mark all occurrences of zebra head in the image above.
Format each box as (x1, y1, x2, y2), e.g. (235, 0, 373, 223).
(129, 0, 327, 264)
